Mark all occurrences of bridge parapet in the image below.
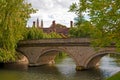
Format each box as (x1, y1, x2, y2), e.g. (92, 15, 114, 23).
(17, 38, 91, 47)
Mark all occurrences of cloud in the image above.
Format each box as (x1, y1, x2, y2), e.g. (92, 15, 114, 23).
(27, 0, 79, 27)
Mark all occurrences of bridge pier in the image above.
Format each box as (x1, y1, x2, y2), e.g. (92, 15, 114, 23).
(76, 66, 86, 71)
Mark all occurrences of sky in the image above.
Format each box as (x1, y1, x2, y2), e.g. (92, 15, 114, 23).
(27, 0, 79, 27)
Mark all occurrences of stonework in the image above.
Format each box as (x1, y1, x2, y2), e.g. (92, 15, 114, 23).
(17, 38, 117, 70)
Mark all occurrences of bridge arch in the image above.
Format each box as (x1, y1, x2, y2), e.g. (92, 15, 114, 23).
(40, 48, 68, 56)
(36, 47, 76, 65)
(85, 50, 119, 69)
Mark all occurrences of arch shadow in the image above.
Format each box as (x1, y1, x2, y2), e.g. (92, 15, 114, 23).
(16, 50, 29, 65)
(36, 47, 76, 65)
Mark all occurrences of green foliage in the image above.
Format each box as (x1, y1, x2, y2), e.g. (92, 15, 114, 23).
(69, 21, 93, 38)
(106, 72, 120, 80)
(48, 32, 62, 38)
(55, 52, 67, 63)
(25, 27, 62, 39)
(69, 1, 93, 38)
(74, 17, 86, 26)
(0, 49, 15, 62)
(25, 27, 44, 39)
(109, 54, 120, 63)
(69, 1, 85, 25)
(70, 0, 120, 49)
(0, 0, 36, 62)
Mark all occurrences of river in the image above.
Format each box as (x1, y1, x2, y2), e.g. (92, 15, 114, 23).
(0, 55, 120, 80)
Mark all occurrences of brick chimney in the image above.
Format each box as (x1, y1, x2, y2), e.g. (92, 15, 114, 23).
(70, 21, 73, 28)
(52, 20, 56, 27)
(37, 18, 39, 28)
(32, 21, 35, 27)
(41, 19, 43, 28)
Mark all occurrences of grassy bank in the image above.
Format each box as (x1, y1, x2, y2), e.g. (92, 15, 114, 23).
(106, 72, 120, 80)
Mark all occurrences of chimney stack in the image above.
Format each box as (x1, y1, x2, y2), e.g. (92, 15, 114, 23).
(37, 18, 39, 28)
(33, 21, 35, 27)
(41, 19, 43, 28)
(70, 21, 73, 28)
(52, 20, 56, 27)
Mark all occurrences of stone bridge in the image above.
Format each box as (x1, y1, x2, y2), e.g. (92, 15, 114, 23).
(16, 38, 117, 70)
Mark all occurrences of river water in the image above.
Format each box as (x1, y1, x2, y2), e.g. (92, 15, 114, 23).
(0, 55, 120, 80)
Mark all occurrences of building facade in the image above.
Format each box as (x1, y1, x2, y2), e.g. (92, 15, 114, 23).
(32, 19, 74, 36)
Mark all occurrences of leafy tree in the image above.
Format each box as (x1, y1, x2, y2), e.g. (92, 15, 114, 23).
(69, 1, 93, 38)
(25, 27, 62, 39)
(73, 17, 85, 26)
(25, 27, 44, 39)
(69, 21, 93, 38)
(70, 0, 120, 49)
(0, 0, 36, 62)
(69, 2, 85, 25)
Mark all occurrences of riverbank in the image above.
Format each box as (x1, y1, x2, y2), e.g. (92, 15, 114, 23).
(106, 71, 120, 80)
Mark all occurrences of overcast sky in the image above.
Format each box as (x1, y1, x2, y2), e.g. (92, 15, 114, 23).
(27, 0, 79, 27)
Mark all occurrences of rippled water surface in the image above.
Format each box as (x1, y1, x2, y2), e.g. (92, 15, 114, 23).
(0, 56, 120, 80)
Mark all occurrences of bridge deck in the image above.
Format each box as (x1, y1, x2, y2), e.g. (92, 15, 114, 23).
(17, 38, 91, 47)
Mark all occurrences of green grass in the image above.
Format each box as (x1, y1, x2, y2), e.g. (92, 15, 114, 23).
(106, 72, 120, 80)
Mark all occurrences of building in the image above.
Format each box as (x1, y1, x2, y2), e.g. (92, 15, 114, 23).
(32, 19, 73, 37)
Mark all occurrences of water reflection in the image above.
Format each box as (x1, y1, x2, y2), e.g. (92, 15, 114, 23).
(99, 56, 120, 78)
(0, 55, 120, 80)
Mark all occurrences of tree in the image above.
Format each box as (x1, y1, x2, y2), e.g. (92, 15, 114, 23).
(69, 2, 86, 25)
(25, 27, 44, 40)
(69, 1, 93, 38)
(73, 17, 85, 26)
(25, 27, 62, 39)
(70, 0, 120, 49)
(0, 0, 36, 62)
(69, 21, 93, 38)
